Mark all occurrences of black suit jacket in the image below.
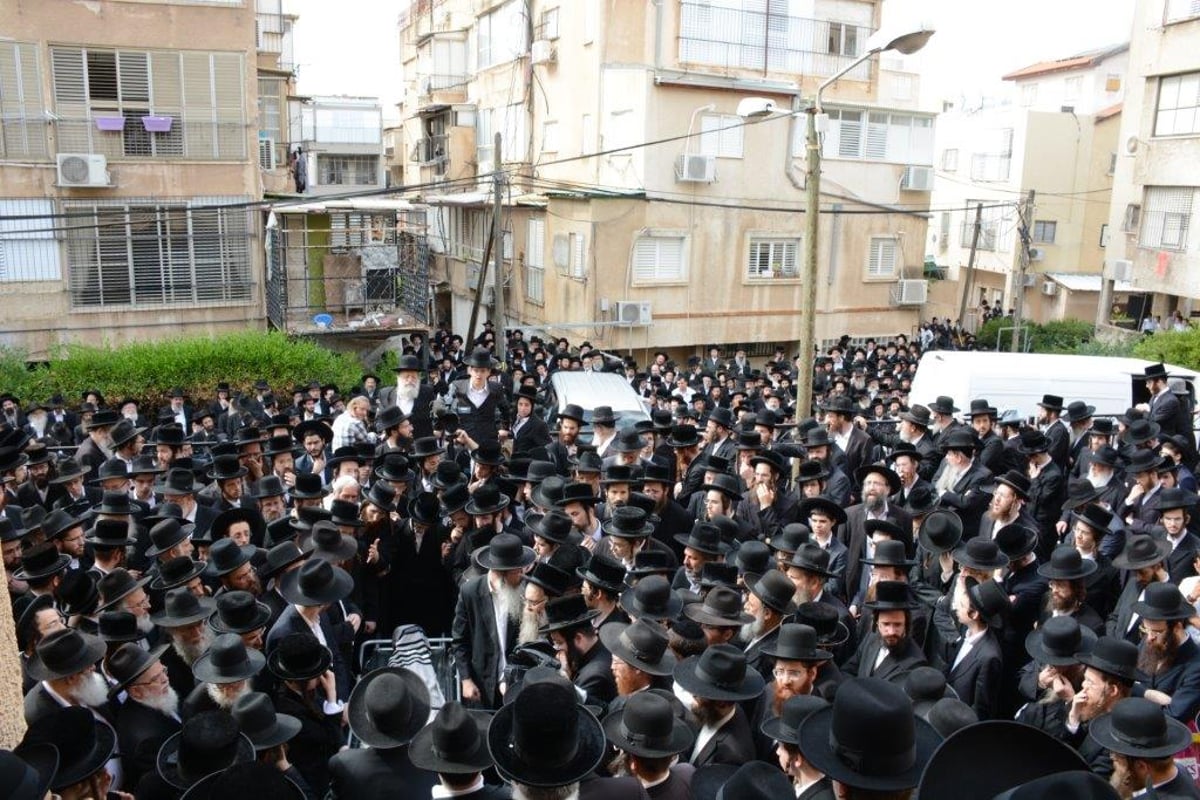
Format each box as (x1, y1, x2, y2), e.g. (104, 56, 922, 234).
(839, 502, 913, 607)
(945, 628, 1004, 720)
(1167, 533, 1200, 586)
(840, 426, 876, 480)
(511, 414, 552, 457)
(116, 698, 180, 788)
(266, 606, 353, 702)
(574, 640, 617, 712)
(1044, 419, 1071, 470)
(327, 745, 437, 800)
(843, 633, 927, 684)
(744, 624, 781, 683)
(1150, 390, 1184, 438)
(451, 574, 518, 709)
(689, 704, 756, 768)
(937, 461, 993, 546)
(377, 384, 438, 440)
(273, 684, 344, 797)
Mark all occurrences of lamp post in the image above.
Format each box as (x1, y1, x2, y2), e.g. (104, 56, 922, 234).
(738, 27, 933, 418)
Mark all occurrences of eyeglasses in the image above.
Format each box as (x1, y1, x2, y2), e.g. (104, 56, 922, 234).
(133, 671, 169, 688)
(1139, 624, 1169, 639)
(772, 667, 808, 681)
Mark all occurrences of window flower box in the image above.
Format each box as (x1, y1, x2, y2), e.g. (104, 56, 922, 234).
(94, 115, 126, 132)
(141, 115, 173, 133)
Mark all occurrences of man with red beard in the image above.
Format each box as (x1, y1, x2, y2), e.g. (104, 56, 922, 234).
(1055, 636, 1138, 777)
(749, 623, 833, 761)
(599, 618, 676, 718)
(1130, 582, 1200, 723)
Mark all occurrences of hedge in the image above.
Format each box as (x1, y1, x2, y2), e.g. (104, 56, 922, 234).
(974, 318, 1095, 354)
(0, 331, 367, 409)
(1132, 328, 1200, 370)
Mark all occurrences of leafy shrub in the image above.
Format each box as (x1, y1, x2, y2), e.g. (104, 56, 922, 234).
(0, 331, 365, 408)
(974, 318, 1094, 353)
(1132, 329, 1200, 370)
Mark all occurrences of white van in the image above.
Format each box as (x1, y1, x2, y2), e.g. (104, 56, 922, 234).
(908, 352, 1199, 421)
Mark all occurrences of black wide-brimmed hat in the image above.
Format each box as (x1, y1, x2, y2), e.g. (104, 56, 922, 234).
(472, 532, 536, 571)
(205, 538, 256, 578)
(523, 560, 572, 597)
(761, 622, 833, 663)
(1088, 697, 1192, 759)
(783, 542, 836, 578)
(106, 641, 169, 696)
(794, 602, 850, 648)
(1025, 615, 1096, 666)
(674, 521, 728, 556)
(619, 575, 682, 621)
(348, 666, 432, 749)
(47, 459, 86, 484)
(1124, 419, 1162, 446)
(279, 559, 353, 606)
(904, 485, 939, 517)
(1131, 581, 1194, 621)
(156, 468, 203, 496)
(1076, 636, 1139, 683)
(862, 539, 917, 569)
(749, 569, 798, 616)
(151, 587, 216, 628)
(866, 580, 920, 612)
(951, 536, 1009, 571)
(855, 463, 902, 494)
(1038, 545, 1099, 580)
(1112, 534, 1171, 570)
(362, 481, 396, 513)
(797, 496, 847, 526)
(90, 489, 138, 516)
(373, 452, 413, 483)
(691, 761, 792, 800)
(410, 436, 445, 459)
(191, 633, 266, 684)
(539, 594, 600, 635)
(965, 578, 1011, 627)
(684, 585, 753, 627)
(938, 428, 979, 454)
(734, 539, 772, 584)
(231, 692, 301, 751)
(97, 610, 146, 644)
(327, 498, 362, 528)
(558, 403, 586, 423)
(673, 643, 765, 702)
(409, 491, 444, 525)
(799, 677, 939, 792)
(208, 454, 248, 482)
(602, 691, 694, 759)
(308, 521, 359, 563)
(599, 619, 676, 676)
(1018, 429, 1050, 456)
(527, 509, 574, 544)
(487, 676, 606, 788)
(209, 591, 271, 635)
(41, 509, 87, 541)
(995, 524, 1038, 561)
(917, 720, 1089, 800)
(149, 556, 208, 591)
(266, 633, 332, 683)
(665, 425, 702, 449)
(26, 628, 106, 681)
(1064, 400, 1096, 424)
(699, 472, 742, 501)
(577, 553, 627, 595)
(84, 517, 133, 549)
(463, 348, 498, 370)
(903, 666, 957, 717)
(4, 743, 58, 800)
(258, 541, 310, 582)
(157, 711, 256, 790)
(410, 702, 494, 774)
(761, 694, 829, 749)
(555, 481, 600, 508)
(464, 484, 511, 516)
(21, 707, 116, 792)
(145, 518, 195, 558)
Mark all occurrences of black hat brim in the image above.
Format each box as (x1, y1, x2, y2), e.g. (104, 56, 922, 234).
(278, 565, 354, 606)
(209, 601, 272, 635)
(51, 718, 117, 790)
(408, 710, 494, 774)
(1024, 626, 1097, 666)
(486, 700, 606, 787)
(617, 587, 683, 625)
(473, 546, 536, 572)
(1111, 539, 1172, 570)
(599, 623, 678, 677)
(266, 642, 332, 682)
(800, 705, 940, 793)
(26, 632, 107, 682)
(601, 709, 694, 759)
(190, 647, 266, 684)
(157, 731, 255, 790)
(347, 667, 433, 748)
(672, 655, 764, 702)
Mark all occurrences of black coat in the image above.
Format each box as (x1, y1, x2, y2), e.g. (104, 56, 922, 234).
(842, 633, 927, 684)
(1135, 636, 1200, 723)
(377, 384, 439, 441)
(937, 461, 993, 548)
(273, 684, 344, 796)
(116, 698, 180, 789)
(839, 502, 913, 607)
(1167, 533, 1200, 586)
(1044, 419, 1071, 471)
(688, 704, 756, 768)
(451, 574, 518, 709)
(327, 745, 437, 800)
(266, 606, 354, 702)
(945, 627, 1004, 720)
(447, 380, 511, 445)
(574, 640, 617, 712)
(510, 414, 552, 458)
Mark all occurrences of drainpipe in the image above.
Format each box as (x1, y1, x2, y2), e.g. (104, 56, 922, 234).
(785, 95, 804, 190)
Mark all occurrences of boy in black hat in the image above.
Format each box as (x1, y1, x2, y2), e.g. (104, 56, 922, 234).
(409, 702, 505, 799)
(945, 577, 1007, 720)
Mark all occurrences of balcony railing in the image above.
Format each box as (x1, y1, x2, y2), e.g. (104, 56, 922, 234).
(421, 73, 470, 93)
(678, 1, 874, 79)
(411, 134, 448, 174)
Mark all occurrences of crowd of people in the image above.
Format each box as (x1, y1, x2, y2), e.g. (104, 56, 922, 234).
(1, 321, 1199, 799)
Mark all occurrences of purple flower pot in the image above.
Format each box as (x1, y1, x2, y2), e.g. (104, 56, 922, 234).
(94, 115, 126, 132)
(141, 115, 173, 132)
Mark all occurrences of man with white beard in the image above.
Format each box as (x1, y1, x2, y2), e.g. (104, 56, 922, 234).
(181, 632, 264, 717)
(96, 568, 155, 636)
(110, 642, 181, 788)
(933, 428, 993, 545)
(518, 560, 570, 644)
(451, 533, 534, 708)
(379, 354, 439, 440)
(24, 627, 114, 725)
(152, 587, 217, 701)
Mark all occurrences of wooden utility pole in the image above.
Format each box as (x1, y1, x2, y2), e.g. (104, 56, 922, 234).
(957, 202, 983, 330)
(491, 131, 505, 349)
(1010, 190, 1036, 352)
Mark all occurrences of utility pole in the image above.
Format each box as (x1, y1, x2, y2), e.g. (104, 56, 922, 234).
(956, 202, 983, 331)
(491, 131, 505, 353)
(798, 102, 820, 418)
(1010, 189, 1035, 352)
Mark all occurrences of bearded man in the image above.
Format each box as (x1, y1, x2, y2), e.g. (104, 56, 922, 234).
(749, 623, 833, 762)
(518, 561, 569, 645)
(152, 587, 217, 700)
(839, 466, 911, 613)
(1131, 583, 1200, 723)
(110, 643, 181, 787)
(541, 595, 616, 710)
(1056, 636, 1138, 778)
(378, 354, 437, 440)
(24, 628, 114, 725)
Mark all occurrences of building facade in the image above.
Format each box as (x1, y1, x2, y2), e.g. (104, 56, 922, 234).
(289, 95, 385, 197)
(399, 0, 935, 361)
(0, 0, 280, 361)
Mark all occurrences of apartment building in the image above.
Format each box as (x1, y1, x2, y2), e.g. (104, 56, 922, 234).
(399, 0, 935, 359)
(290, 95, 385, 197)
(0, 0, 280, 361)
(928, 45, 1127, 328)
(257, 0, 299, 195)
(1105, 0, 1200, 325)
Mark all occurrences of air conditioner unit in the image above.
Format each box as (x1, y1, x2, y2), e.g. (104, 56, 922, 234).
(531, 39, 556, 65)
(258, 136, 276, 170)
(1028, 247, 1045, 262)
(894, 279, 928, 305)
(1041, 281, 1059, 296)
(1111, 258, 1134, 282)
(56, 153, 110, 187)
(675, 153, 716, 183)
(1021, 273, 1037, 287)
(900, 165, 933, 191)
(615, 300, 653, 326)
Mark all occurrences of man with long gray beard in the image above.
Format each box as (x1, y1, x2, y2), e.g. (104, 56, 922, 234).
(181, 632, 264, 718)
(518, 560, 570, 645)
(24, 627, 114, 725)
(152, 587, 217, 701)
(451, 533, 533, 708)
(378, 354, 438, 440)
(110, 642, 180, 788)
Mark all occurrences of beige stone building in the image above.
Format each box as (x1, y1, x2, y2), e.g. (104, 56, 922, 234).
(400, 0, 934, 361)
(0, 0, 293, 361)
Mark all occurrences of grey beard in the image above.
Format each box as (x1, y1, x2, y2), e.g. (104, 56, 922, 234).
(172, 628, 213, 666)
(73, 672, 110, 708)
(140, 686, 180, 717)
(740, 617, 765, 642)
(1088, 471, 1112, 489)
(135, 614, 155, 635)
(518, 608, 544, 645)
(207, 681, 250, 710)
(864, 493, 886, 513)
(490, 578, 524, 623)
(397, 383, 419, 402)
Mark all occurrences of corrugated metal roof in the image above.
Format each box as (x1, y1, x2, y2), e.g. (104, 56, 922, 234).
(1002, 44, 1129, 81)
(1045, 272, 1135, 292)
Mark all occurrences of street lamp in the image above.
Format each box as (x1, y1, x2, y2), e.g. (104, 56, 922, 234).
(738, 25, 934, 418)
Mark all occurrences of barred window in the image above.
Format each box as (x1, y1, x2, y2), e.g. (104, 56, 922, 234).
(632, 234, 686, 283)
(0, 42, 49, 159)
(0, 198, 60, 282)
(317, 155, 379, 186)
(1139, 186, 1193, 251)
(746, 238, 798, 279)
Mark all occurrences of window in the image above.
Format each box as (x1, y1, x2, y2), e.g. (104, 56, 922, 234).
(477, 1, 528, 70)
(537, 7, 560, 40)
(478, 104, 528, 164)
(938, 212, 950, 250)
(970, 128, 1013, 181)
(1064, 76, 1082, 101)
(941, 148, 958, 171)
(632, 234, 686, 283)
(960, 201, 1002, 251)
(257, 77, 283, 166)
(0, 199, 60, 282)
(822, 109, 934, 165)
(50, 46, 244, 160)
(891, 73, 913, 102)
(63, 197, 252, 308)
(542, 120, 559, 153)
(1166, 0, 1200, 23)
(317, 155, 379, 185)
(746, 238, 799, 279)
(1106, 74, 1122, 93)
(699, 113, 744, 159)
(1020, 84, 1037, 107)
(1107, 152, 1117, 175)
(477, 107, 494, 167)
(0, 42, 49, 159)
(567, 232, 586, 279)
(867, 237, 898, 278)
(827, 22, 860, 57)
(525, 217, 545, 304)
(1155, 72, 1200, 137)
(303, 105, 380, 144)
(1123, 203, 1141, 232)
(1033, 220, 1057, 244)
(1139, 186, 1193, 250)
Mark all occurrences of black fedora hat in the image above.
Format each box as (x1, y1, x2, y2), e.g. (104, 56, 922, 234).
(1131, 581, 1194, 621)
(760, 694, 829, 749)
(799, 677, 938, 792)
(97, 610, 146, 644)
(866, 580, 920, 612)
(487, 676, 606, 787)
(783, 542, 836, 578)
(156, 468, 203, 496)
(157, 710, 255, 790)
(904, 484, 939, 517)
(232, 692, 301, 751)
(761, 622, 833, 663)
(558, 403, 586, 423)
(1037, 394, 1065, 412)
(855, 463, 902, 494)
(770, 525, 811, 557)
(430, 461, 464, 491)
(1061, 478, 1104, 511)
(937, 427, 979, 454)
(577, 553, 627, 596)
(409, 702, 494, 774)
(267, 633, 332, 683)
(21, 707, 115, 792)
(899, 405, 933, 429)
(665, 425, 702, 449)
(464, 484, 511, 516)
(149, 556, 208, 591)
(927, 395, 960, 416)
(539, 594, 600, 636)
(691, 761, 792, 800)
(591, 405, 617, 426)
(626, 550, 676, 581)
(327, 499, 363, 528)
(862, 538, 917, 569)
(208, 454, 248, 482)
(1018, 429, 1050, 456)
(393, 353, 424, 372)
(106, 641, 169, 696)
(995, 523, 1038, 561)
(734, 539, 772, 584)
(347, 666, 432, 748)
(917, 720, 1089, 800)
(554, 481, 599, 508)
(180, 761, 305, 800)
(699, 472, 743, 501)
(410, 436, 446, 459)
(96, 567, 151, 613)
(699, 562, 739, 592)
(527, 508, 574, 544)
(84, 517, 133, 549)
(42, 508, 87, 541)
(205, 538, 256, 578)
(608, 430, 645, 455)
(261, 435, 301, 458)
(409, 491, 443, 525)
(308, 521, 359, 563)
(362, 481, 396, 514)
(749, 569, 798, 616)
(258, 540, 310, 581)
(523, 560, 573, 597)
(5, 743, 58, 800)
(279, 559, 353, 606)
(619, 575, 683, 621)
(673, 643, 765, 702)
(1025, 614, 1096, 666)
(1064, 400, 1096, 423)
(794, 601, 850, 649)
(684, 585, 753, 627)
(145, 518, 195, 558)
(462, 347, 498, 370)
(602, 691, 694, 759)
(1076, 635, 1139, 683)
(472, 532, 536, 571)
(249, 475, 287, 500)
(373, 452, 413, 483)
(599, 619, 676, 676)
(1157, 486, 1198, 512)
(151, 587, 216, 628)
(1038, 544, 1099, 581)
(966, 577, 1011, 627)
(965, 398, 998, 418)
(151, 424, 187, 446)
(916, 510, 963, 556)
(1112, 534, 1171, 570)
(89, 489, 137, 516)
(1087, 418, 1117, 437)
(1126, 447, 1166, 474)
(1124, 418, 1162, 446)
(209, 590, 271, 635)
(903, 666, 957, 717)
(192, 633, 266, 684)
(951, 536, 1010, 571)
(674, 521, 728, 557)
(990, 469, 1032, 499)
(1088, 697, 1192, 759)
(27, 628, 106, 681)
(797, 496, 847, 526)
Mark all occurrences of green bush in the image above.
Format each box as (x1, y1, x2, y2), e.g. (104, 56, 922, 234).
(1, 331, 365, 409)
(974, 318, 1094, 353)
(1132, 328, 1200, 370)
